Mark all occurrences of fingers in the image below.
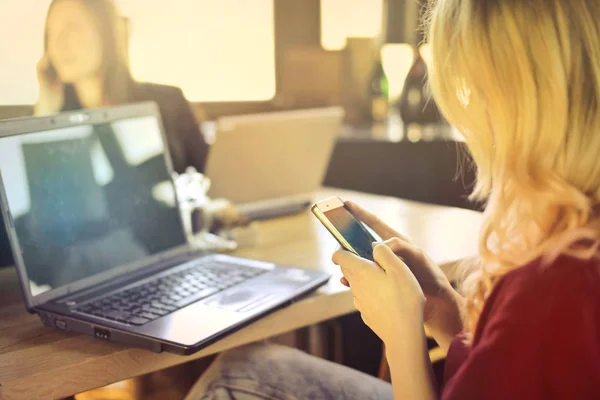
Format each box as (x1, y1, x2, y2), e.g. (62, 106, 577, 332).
(345, 201, 391, 238)
(332, 248, 355, 266)
(36, 54, 61, 87)
(332, 248, 379, 284)
(38, 53, 49, 67)
(375, 237, 424, 266)
(37, 54, 51, 74)
(345, 201, 407, 241)
(332, 248, 360, 282)
(372, 243, 408, 273)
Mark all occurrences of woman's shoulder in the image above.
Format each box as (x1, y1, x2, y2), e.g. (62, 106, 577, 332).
(477, 254, 600, 336)
(131, 82, 186, 104)
(496, 254, 600, 303)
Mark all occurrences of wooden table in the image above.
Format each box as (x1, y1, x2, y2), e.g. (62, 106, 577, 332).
(0, 189, 482, 400)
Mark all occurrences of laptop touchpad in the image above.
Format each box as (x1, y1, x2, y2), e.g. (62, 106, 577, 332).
(204, 289, 279, 312)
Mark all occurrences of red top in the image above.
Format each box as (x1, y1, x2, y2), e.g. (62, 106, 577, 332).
(442, 255, 600, 399)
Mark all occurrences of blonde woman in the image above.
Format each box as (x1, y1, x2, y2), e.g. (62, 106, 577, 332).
(186, 1, 600, 398)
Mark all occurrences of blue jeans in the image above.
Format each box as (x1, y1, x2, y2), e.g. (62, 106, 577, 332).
(185, 342, 393, 400)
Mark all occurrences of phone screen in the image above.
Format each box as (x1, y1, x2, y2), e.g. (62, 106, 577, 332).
(324, 205, 376, 260)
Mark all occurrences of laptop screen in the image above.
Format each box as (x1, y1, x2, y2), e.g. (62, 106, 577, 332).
(0, 114, 187, 296)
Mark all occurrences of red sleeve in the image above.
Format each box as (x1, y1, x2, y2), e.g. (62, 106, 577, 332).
(443, 258, 600, 400)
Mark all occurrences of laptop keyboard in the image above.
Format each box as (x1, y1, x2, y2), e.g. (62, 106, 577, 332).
(75, 259, 268, 326)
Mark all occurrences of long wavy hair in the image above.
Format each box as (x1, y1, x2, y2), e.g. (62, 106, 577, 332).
(425, 0, 600, 334)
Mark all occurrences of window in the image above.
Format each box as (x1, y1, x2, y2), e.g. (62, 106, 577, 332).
(0, 0, 276, 105)
(320, 0, 416, 102)
(0, 0, 50, 105)
(119, 0, 275, 102)
(320, 0, 384, 51)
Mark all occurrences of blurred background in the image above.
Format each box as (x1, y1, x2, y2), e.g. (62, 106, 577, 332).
(0, 0, 477, 264)
(0, 2, 477, 397)
(2, 0, 440, 127)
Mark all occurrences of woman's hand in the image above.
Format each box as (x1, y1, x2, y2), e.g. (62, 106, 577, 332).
(34, 54, 64, 116)
(338, 201, 465, 351)
(333, 245, 439, 399)
(333, 243, 426, 343)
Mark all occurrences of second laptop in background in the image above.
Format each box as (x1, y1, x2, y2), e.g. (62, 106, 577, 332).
(205, 107, 344, 220)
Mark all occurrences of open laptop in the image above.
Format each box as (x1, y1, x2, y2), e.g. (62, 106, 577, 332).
(0, 102, 330, 355)
(205, 107, 344, 220)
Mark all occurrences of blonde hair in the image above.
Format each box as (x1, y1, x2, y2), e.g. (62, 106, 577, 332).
(425, 0, 600, 334)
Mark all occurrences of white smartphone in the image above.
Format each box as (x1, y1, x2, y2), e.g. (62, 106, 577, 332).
(311, 197, 377, 261)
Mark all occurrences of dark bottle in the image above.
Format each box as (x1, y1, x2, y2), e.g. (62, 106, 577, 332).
(369, 59, 389, 123)
(398, 49, 443, 125)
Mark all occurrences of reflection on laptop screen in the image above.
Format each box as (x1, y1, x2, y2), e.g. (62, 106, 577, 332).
(0, 116, 187, 296)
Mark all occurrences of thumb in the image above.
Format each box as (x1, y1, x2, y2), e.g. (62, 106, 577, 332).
(372, 243, 406, 273)
(332, 248, 373, 285)
(373, 237, 423, 266)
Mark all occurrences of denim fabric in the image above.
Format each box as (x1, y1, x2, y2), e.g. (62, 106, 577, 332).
(185, 343, 393, 400)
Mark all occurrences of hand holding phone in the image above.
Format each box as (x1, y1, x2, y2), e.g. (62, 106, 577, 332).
(311, 197, 378, 261)
(34, 54, 64, 116)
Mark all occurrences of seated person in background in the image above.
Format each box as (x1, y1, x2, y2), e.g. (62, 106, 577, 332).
(35, 0, 209, 174)
(186, 0, 600, 399)
(0, 0, 209, 269)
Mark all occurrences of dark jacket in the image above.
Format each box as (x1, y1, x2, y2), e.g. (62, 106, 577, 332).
(128, 82, 209, 174)
(62, 81, 210, 174)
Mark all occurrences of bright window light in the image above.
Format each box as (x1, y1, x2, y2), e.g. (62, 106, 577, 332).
(120, 0, 276, 102)
(381, 43, 415, 102)
(320, 0, 384, 51)
(0, 0, 50, 105)
(0, 0, 276, 105)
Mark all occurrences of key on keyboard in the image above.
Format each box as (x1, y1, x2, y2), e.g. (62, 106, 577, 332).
(75, 260, 267, 326)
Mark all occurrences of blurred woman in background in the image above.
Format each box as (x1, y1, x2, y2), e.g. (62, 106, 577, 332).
(187, 0, 600, 398)
(35, 0, 208, 173)
(19, 0, 209, 292)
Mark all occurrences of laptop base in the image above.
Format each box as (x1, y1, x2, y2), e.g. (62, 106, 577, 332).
(35, 254, 330, 355)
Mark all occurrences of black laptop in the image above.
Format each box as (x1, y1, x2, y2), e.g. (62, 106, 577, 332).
(0, 102, 330, 354)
